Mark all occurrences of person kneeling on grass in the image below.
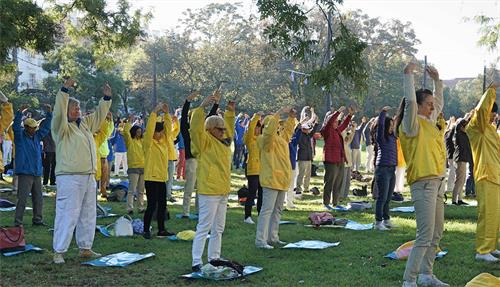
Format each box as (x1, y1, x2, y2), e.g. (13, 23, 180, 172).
(142, 103, 174, 239)
(254, 106, 296, 249)
(52, 78, 111, 264)
(191, 92, 235, 272)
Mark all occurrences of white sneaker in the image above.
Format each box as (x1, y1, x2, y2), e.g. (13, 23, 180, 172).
(490, 250, 500, 257)
(475, 253, 499, 262)
(256, 243, 274, 249)
(374, 221, 389, 231)
(383, 219, 397, 228)
(402, 281, 417, 287)
(243, 217, 255, 224)
(53, 253, 65, 264)
(269, 240, 287, 245)
(417, 274, 449, 287)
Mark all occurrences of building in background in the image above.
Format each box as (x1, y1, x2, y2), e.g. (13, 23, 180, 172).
(15, 49, 53, 91)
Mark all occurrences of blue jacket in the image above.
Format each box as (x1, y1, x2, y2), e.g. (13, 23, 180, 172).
(234, 117, 246, 145)
(110, 126, 127, 153)
(288, 127, 301, 170)
(14, 111, 52, 176)
(375, 111, 397, 166)
(350, 122, 366, 149)
(176, 132, 185, 150)
(107, 140, 114, 162)
(363, 123, 372, 146)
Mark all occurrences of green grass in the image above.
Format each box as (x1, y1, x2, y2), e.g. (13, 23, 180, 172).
(1, 145, 498, 286)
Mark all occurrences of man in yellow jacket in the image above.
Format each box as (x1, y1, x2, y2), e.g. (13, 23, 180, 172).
(52, 78, 112, 264)
(190, 93, 235, 272)
(255, 107, 296, 249)
(465, 84, 500, 262)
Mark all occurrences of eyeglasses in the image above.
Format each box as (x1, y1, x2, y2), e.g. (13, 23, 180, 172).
(215, 127, 226, 132)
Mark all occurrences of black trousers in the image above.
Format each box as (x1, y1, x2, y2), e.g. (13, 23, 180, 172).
(42, 152, 56, 185)
(245, 175, 263, 218)
(144, 181, 167, 233)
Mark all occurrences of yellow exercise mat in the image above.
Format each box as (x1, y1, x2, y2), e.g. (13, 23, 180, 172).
(465, 273, 500, 287)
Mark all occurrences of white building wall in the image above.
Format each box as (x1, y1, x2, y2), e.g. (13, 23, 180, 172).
(16, 49, 52, 91)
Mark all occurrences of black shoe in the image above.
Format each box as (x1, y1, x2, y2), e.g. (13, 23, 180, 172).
(192, 264, 202, 273)
(127, 210, 134, 215)
(33, 222, 47, 226)
(452, 201, 458, 205)
(157, 230, 175, 238)
(143, 232, 152, 239)
(457, 200, 469, 205)
(168, 197, 177, 203)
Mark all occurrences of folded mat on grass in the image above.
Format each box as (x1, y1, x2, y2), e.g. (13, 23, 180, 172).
(465, 273, 500, 287)
(175, 213, 198, 220)
(1, 244, 43, 257)
(82, 251, 155, 267)
(283, 240, 340, 249)
(389, 206, 415, 213)
(0, 206, 32, 212)
(279, 221, 297, 225)
(172, 185, 184, 191)
(385, 240, 448, 260)
(305, 220, 373, 230)
(182, 265, 262, 280)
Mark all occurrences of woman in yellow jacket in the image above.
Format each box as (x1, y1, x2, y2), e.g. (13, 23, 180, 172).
(190, 93, 235, 272)
(166, 116, 179, 202)
(142, 103, 173, 239)
(121, 114, 145, 214)
(255, 107, 296, 249)
(397, 63, 449, 287)
(243, 112, 263, 224)
(465, 85, 500, 262)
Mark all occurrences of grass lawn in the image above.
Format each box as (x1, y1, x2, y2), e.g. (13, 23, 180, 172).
(1, 143, 498, 286)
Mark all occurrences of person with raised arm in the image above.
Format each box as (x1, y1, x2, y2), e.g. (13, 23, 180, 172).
(465, 83, 500, 262)
(254, 106, 296, 249)
(51, 78, 112, 264)
(190, 92, 235, 272)
(142, 102, 174, 239)
(396, 63, 448, 287)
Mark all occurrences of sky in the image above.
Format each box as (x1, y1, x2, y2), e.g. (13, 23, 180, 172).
(104, 1, 500, 80)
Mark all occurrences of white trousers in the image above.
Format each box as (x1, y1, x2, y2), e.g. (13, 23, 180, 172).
(446, 159, 456, 192)
(256, 187, 286, 246)
(127, 173, 145, 211)
(191, 194, 227, 266)
(366, 145, 374, 172)
(2, 140, 12, 165)
(395, 166, 406, 192)
(166, 160, 175, 198)
(183, 158, 198, 215)
(352, 149, 361, 171)
(286, 168, 298, 208)
(113, 152, 127, 175)
(53, 174, 96, 253)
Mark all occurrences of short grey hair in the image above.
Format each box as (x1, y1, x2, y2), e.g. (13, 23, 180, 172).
(204, 115, 225, 130)
(67, 97, 80, 117)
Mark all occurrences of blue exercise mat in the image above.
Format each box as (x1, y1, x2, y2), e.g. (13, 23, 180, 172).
(175, 213, 198, 220)
(82, 251, 155, 267)
(279, 221, 297, 225)
(2, 244, 43, 257)
(345, 220, 373, 230)
(96, 225, 112, 237)
(181, 266, 263, 280)
(389, 206, 415, 213)
(283, 240, 340, 249)
(0, 206, 32, 212)
(385, 250, 448, 260)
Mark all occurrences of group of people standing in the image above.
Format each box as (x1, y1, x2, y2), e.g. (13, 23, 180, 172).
(0, 60, 498, 287)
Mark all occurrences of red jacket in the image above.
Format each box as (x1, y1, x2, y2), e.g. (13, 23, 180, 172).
(320, 111, 352, 164)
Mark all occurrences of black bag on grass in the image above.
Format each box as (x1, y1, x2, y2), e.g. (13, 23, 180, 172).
(209, 259, 244, 275)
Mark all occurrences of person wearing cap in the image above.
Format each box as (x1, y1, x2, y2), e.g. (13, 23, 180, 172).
(142, 102, 174, 239)
(465, 84, 500, 263)
(254, 106, 296, 250)
(190, 92, 235, 271)
(0, 90, 13, 175)
(13, 104, 52, 227)
(51, 78, 112, 264)
(451, 115, 473, 205)
(295, 107, 318, 196)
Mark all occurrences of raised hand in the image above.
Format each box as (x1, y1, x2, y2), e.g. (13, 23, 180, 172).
(348, 106, 356, 115)
(404, 62, 418, 74)
(227, 100, 236, 112)
(200, 95, 215, 108)
(212, 89, 222, 103)
(63, 78, 76, 89)
(43, 103, 52, 113)
(19, 104, 29, 113)
(426, 66, 439, 81)
(128, 114, 135, 123)
(154, 103, 162, 114)
(187, 90, 199, 102)
(103, 82, 112, 97)
(381, 106, 392, 112)
(161, 103, 169, 114)
(337, 106, 346, 113)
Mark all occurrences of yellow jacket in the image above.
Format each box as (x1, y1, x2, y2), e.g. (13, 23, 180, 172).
(396, 138, 406, 167)
(465, 87, 500, 185)
(399, 117, 446, 185)
(0, 102, 13, 172)
(51, 90, 111, 175)
(121, 122, 145, 169)
(167, 117, 180, 161)
(94, 121, 110, 180)
(258, 115, 295, 191)
(243, 114, 261, 176)
(98, 119, 114, 158)
(190, 107, 235, 195)
(143, 112, 171, 182)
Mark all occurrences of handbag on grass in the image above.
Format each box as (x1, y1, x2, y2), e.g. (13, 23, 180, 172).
(0, 226, 26, 253)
